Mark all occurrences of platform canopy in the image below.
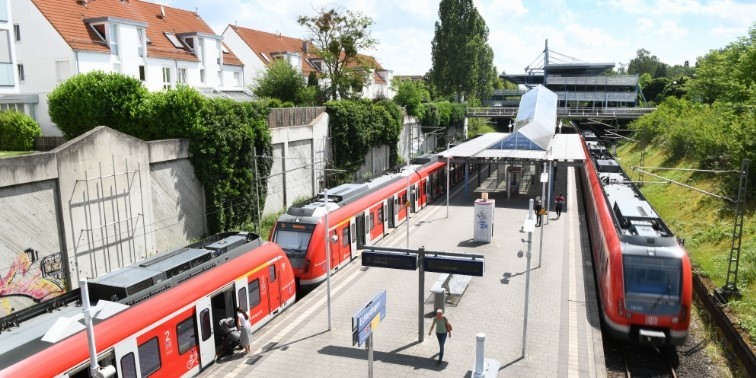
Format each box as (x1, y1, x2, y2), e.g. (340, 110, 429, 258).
(441, 85, 585, 165)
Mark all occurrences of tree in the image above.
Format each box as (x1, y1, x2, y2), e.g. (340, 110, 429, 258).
(0, 111, 41, 151)
(430, 0, 496, 104)
(298, 8, 378, 100)
(253, 59, 306, 104)
(627, 48, 669, 78)
(393, 80, 430, 118)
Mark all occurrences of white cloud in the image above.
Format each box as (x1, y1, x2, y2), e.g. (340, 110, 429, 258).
(657, 20, 688, 40)
(637, 17, 654, 30)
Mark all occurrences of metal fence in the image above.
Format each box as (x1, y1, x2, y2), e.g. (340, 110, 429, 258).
(268, 107, 326, 128)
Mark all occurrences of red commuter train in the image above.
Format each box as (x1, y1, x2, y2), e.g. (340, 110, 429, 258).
(580, 137, 692, 345)
(270, 156, 465, 289)
(0, 232, 295, 377)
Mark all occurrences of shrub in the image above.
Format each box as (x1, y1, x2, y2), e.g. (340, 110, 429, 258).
(0, 111, 42, 151)
(47, 71, 148, 139)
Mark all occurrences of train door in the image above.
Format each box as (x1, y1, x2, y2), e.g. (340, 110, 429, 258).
(194, 296, 215, 368)
(267, 264, 281, 312)
(349, 219, 357, 259)
(337, 224, 351, 263)
(113, 338, 140, 378)
(356, 213, 366, 247)
(235, 277, 248, 310)
(380, 202, 387, 236)
(328, 228, 339, 270)
(387, 195, 396, 228)
(418, 180, 427, 208)
(410, 185, 417, 213)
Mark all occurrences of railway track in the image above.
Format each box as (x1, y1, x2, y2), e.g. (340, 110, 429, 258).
(621, 345, 677, 378)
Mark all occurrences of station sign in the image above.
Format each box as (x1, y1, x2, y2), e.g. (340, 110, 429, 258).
(351, 289, 387, 346)
(362, 251, 418, 271)
(423, 255, 485, 277)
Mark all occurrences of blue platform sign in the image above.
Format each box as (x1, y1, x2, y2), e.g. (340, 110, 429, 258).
(351, 289, 387, 346)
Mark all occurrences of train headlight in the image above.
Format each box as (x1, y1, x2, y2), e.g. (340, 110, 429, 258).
(672, 317, 679, 324)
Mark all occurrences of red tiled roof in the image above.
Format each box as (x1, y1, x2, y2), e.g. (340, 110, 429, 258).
(229, 25, 321, 75)
(31, 0, 242, 64)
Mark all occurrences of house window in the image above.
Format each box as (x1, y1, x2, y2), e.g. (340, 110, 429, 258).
(217, 70, 222, 86)
(108, 24, 118, 55)
(137, 28, 146, 57)
(91, 24, 106, 42)
(113, 63, 120, 73)
(0, 1, 8, 22)
(139, 65, 145, 81)
(13, 24, 19, 42)
(56, 60, 70, 82)
(162, 67, 171, 89)
(164, 32, 183, 48)
(17, 64, 24, 82)
(200, 69, 205, 84)
(177, 68, 186, 84)
(234, 71, 241, 87)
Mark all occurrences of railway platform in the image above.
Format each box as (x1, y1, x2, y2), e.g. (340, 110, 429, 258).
(201, 166, 606, 377)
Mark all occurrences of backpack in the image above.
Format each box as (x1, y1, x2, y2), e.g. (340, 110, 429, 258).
(445, 317, 452, 332)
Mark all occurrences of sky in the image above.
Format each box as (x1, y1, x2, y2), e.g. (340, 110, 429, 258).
(164, 0, 756, 76)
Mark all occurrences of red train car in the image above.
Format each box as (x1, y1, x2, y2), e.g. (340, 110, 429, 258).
(271, 156, 463, 289)
(0, 232, 295, 377)
(580, 138, 692, 345)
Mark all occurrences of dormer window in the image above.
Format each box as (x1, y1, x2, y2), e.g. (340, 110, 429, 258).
(90, 24, 106, 42)
(182, 37, 194, 50)
(165, 32, 183, 48)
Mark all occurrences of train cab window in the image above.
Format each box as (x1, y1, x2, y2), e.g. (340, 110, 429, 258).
(199, 309, 211, 341)
(269, 265, 276, 283)
(238, 287, 248, 310)
(342, 227, 349, 247)
(120, 352, 137, 378)
(68, 351, 116, 378)
(248, 279, 261, 308)
(176, 317, 197, 354)
(137, 337, 161, 377)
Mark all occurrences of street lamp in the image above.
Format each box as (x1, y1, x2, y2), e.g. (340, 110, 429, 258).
(521, 199, 536, 357)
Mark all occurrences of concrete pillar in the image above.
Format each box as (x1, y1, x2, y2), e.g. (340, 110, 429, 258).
(474, 333, 485, 377)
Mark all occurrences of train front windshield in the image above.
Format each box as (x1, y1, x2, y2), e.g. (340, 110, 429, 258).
(274, 224, 314, 269)
(623, 255, 682, 314)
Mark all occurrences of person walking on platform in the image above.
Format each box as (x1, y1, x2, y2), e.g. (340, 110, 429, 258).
(555, 193, 565, 219)
(428, 309, 452, 364)
(534, 198, 543, 227)
(236, 306, 253, 354)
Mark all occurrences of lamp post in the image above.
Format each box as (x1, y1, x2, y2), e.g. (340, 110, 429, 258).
(521, 199, 536, 357)
(324, 188, 332, 331)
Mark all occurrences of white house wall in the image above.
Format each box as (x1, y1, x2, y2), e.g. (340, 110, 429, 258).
(0, 0, 18, 94)
(221, 26, 265, 89)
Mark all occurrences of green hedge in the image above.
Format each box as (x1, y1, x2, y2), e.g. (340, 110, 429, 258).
(0, 111, 42, 151)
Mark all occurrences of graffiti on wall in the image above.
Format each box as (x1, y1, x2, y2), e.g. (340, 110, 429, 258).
(0, 249, 66, 316)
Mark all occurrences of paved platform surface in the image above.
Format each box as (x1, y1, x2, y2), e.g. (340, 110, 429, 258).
(201, 166, 606, 377)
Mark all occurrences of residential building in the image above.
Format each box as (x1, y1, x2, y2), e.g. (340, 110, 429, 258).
(222, 25, 394, 100)
(0, 0, 37, 117)
(12, 0, 246, 136)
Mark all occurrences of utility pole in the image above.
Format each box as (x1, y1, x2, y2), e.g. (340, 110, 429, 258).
(719, 159, 750, 301)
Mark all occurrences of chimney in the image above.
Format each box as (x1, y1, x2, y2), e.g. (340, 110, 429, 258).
(302, 41, 309, 54)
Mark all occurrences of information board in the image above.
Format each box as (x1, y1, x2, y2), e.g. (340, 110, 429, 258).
(423, 255, 485, 277)
(362, 251, 418, 270)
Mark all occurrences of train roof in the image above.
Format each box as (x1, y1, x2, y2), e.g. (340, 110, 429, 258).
(282, 162, 432, 222)
(0, 232, 264, 370)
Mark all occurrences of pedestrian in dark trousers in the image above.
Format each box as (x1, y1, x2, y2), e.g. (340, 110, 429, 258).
(428, 309, 452, 364)
(534, 198, 543, 227)
(555, 193, 565, 219)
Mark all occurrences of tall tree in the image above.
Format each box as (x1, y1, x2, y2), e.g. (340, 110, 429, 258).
(252, 59, 305, 104)
(430, 0, 496, 103)
(298, 8, 378, 100)
(627, 48, 670, 78)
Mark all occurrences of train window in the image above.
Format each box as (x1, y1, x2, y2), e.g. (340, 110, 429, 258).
(341, 227, 349, 247)
(199, 309, 211, 341)
(269, 265, 276, 283)
(248, 279, 261, 308)
(238, 287, 248, 311)
(68, 351, 116, 378)
(176, 317, 197, 354)
(368, 213, 375, 231)
(120, 352, 137, 378)
(137, 337, 161, 377)
(378, 207, 384, 223)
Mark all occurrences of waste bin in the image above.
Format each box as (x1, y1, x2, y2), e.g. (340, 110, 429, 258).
(433, 288, 445, 313)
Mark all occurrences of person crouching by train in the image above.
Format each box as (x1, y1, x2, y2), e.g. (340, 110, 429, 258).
(236, 306, 253, 354)
(428, 309, 452, 364)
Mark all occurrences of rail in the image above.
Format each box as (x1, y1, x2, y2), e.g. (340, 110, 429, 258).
(693, 273, 756, 373)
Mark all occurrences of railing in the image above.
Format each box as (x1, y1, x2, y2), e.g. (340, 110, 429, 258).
(466, 106, 656, 119)
(268, 107, 326, 128)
